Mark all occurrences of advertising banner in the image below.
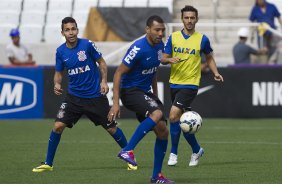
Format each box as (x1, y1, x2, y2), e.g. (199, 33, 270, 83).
(0, 67, 43, 119)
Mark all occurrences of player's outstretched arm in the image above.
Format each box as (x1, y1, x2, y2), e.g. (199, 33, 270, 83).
(161, 53, 181, 65)
(206, 53, 224, 82)
(108, 63, 130, 122)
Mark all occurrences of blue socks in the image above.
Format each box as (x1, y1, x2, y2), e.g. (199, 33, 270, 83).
(111, 127, 127, 148)
(123, 117, 157, 151)
(152, 138, 168, 179)
(169, 121, 181, 155)
(45, 131, 61, 166)
(170, 121, 201, 154)
(183, 132, 200, 153)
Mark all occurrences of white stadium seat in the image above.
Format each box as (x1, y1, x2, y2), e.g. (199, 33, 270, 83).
(46, 10, 71, 25)
(72, 11, 89, 26)
(0, 11, 20, 25)
(99, 0, 124, 7)
(21, 11, 45, 25)
(148, 0, 173, 14)
(23, 0, 48, 12)
(124, 0, 148, 7)
(0, 0, 22, 12)
(73, 0, 98, 12)
(20, 24, 43, 43)
(44, 24, 66, 44)
(48, 0, 73, 12)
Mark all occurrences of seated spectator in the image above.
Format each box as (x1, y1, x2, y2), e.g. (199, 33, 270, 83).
(6, 28, 36, 66)
(233, 27, 267, 64)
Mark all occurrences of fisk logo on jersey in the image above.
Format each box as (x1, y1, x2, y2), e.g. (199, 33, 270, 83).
(0, 74, 36, 114)
(173, 47, 198, 55)
(68, 65, 91, 75)
(77, 51, 87, 61)
(124, 46, 140, 64)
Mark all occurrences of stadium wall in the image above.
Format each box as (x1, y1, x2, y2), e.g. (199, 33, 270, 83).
(1, 66, 282, 119)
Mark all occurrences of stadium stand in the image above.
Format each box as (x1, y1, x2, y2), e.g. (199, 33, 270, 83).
(2, 0, 281, 66)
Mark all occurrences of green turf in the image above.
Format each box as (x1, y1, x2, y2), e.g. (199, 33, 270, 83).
(0, 119, 281, 184)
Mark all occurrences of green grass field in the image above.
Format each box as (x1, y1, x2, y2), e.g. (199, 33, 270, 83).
(0, 119, 281, 184)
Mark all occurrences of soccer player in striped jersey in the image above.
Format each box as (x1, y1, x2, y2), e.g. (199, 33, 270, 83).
(161, 5, 224, 167)
(32, 17, 130, 172)
(108, 15, 174, 183)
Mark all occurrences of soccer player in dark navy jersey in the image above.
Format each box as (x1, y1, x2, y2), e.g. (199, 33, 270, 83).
(32, 17, 129, 172)
(108, 15, 175, 184)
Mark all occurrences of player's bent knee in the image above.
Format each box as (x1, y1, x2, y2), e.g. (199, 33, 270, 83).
(169, 114, 180, 123)
(106, 126, 116, 135)
(150, 109, 163, 122)
(53, 121, 66, 133)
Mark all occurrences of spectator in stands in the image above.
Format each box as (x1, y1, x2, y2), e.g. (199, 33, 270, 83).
(6, 28, 36, 66)
(233, 27, 267, 64)
(249, 0, 282, 58)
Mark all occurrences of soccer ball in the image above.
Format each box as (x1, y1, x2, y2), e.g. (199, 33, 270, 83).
(179, 111, 202, 134)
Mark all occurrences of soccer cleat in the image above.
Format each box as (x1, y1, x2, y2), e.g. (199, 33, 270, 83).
(127, 163, 138, 170)
(167, 153, 178, 166)
(189, 147, 204, 167)
(32, 162, 53, 172)
(117, 150, 137, 166)
(151, 173, 175, 184)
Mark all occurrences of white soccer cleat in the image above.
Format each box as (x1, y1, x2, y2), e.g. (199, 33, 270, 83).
(189, 147, 204, 167)
(167, 153, 178, 166)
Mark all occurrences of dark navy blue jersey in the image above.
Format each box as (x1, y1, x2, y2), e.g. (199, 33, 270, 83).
(121, 36, 164, 92)
(55, 38, 102, 98)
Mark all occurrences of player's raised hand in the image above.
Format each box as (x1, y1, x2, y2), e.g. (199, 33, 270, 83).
(54, 83, 63, 95)
(100, 81, 109, 95)
(214, 73, 224, 82)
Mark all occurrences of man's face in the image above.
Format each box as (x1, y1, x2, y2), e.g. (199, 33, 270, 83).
(61, 22, 79, 44)
(182, 11, 198, 32)
(257, 0, 265, 6)
(146, 21, 165, 44)
(11, 36, 20, 45)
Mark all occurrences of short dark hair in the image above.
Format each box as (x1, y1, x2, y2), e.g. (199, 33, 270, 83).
(61, 17, 77, 31)
(146, 15, 164, 27)
(181, 5, 198, 18)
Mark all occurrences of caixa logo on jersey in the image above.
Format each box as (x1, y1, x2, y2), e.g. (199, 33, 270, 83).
(0, 74, 36, 114)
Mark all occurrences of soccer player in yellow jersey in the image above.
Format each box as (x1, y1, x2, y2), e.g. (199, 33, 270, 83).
(161, 5, 224, 167)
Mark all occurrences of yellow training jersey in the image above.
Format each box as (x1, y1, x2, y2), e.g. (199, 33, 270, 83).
(169, 31, 203, 86)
